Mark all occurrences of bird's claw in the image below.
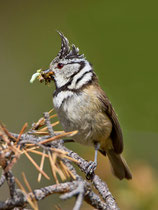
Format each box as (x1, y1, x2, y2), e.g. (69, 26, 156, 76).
(86, 161, 97, 180)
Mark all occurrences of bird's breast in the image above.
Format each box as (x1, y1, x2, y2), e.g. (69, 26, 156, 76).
(53, 89, 112, 146)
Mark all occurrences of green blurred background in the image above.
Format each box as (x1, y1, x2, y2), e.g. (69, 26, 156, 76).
(0, 0, 158, 209)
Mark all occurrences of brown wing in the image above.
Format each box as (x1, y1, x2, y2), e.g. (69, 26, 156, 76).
(97, 86, 123, 154)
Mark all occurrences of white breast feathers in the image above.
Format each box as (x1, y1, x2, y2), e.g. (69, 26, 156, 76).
(53, 90, 74, 108)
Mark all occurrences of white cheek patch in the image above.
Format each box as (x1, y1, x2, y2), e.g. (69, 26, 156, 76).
(75, 72, 93, 89)
(54, 75, 69, 88)
(68, 62, 92, 89)
(64, 63, 80, 78)
(53, 91, 74, 108)
(54, 63, 80, 88)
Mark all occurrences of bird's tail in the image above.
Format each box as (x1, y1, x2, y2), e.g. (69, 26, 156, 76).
(107, 149, 132, 180)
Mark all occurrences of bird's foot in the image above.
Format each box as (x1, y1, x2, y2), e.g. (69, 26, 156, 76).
(86, 161, 97, 180)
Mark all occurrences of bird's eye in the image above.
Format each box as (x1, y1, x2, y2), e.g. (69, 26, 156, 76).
(57, 63, 64, 69)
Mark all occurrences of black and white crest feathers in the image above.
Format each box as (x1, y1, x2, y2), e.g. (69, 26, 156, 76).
(53, 31, 84, 63)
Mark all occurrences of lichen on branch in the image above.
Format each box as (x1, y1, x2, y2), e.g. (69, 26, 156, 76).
(0, 111, 119, 210)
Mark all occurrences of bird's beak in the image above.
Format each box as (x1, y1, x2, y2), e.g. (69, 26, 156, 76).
(41, 68, 54, 76)
(40, 69, 54, 83)
(30, 68, 54, 84)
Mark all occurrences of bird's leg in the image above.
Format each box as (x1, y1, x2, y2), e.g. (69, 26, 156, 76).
(94, 142, 100, 164)
(86, 142, 100, 179)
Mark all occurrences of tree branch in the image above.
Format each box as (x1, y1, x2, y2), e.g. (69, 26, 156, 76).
(0, 112, 119, 210)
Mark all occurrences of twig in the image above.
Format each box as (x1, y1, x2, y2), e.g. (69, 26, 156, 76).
(0, 112, 120, 210)
(59, 145, 119, 209)
(43, 112, 54, 137)
(5, 171, 16, 199)
(0, 181, 108, 210)
(61, 181, 85, 210)
(0, 173, 5, 187)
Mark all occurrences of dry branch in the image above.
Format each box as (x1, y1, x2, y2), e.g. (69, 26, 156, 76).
(0, 112, 119, 210)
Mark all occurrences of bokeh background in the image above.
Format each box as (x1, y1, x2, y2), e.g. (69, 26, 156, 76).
(0, 0, 158, 209)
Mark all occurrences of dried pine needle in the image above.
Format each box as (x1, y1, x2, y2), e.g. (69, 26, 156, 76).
(22, 172, 32, 192)
(38, 150, 46, 182)
(22, 172, 39, 210)
(26, 149, 48, 158)
(60, 154, 79, 163)
(16, 123, 28, 143)
(32, 117, 45, 130)
(50, 114, 57, 119)
(40, 130, 78, 145)
(48, 152, 59, 184)
(48, 109, 54, 114)
(65, 165, 76, 180)
(59, 160, 70, 178)
(33, 131, 49, 135)
(38, 121, 59, 132)
(54, 204, 62, 210)
(49, 147, 68, 155)
(1, 125, 17, 141)
(34, 131, 64, 135)
(15, 178, 38, 210)
(8, 145, 22, 155)
(24, 151, 50, 180)
(56, 166, 67, 181)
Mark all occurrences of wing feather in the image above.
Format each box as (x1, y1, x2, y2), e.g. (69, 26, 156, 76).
(97, 87, 123, 154)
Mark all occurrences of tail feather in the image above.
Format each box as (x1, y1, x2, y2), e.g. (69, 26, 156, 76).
(107, 149, 132, 180)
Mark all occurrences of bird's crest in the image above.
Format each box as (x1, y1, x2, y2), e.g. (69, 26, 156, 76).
(52, 31, 84, 63)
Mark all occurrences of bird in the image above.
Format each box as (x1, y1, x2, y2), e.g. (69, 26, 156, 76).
(40, 31, 132, 180)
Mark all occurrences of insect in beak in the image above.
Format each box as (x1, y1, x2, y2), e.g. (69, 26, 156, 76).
(30, 69, 54, 84)
(40, 69, 54, 84)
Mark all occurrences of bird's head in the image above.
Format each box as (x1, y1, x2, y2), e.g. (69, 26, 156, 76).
(40, 32, 93, 89)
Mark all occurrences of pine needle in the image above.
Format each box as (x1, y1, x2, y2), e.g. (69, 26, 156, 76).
(59, 160, 70, 178)
(24, 151, 50, 180)
(56, 164, 67, 181)
(8, 145, 22, 155)
(22, 172, 32, 192)
(50, 114, 57, 119)
(34, 131, 64, 135)
(65, 165, 76, 180)
(1, 125, 17, 141)
(39, 130, 78, 145)
(48, 152, 59, 184)
(38, 150, 46, 182)
(22, 172, 39, 210)
(54, 204, 61, 210)
(52, 154, 66, 181)
(16, 123, 28, 143)
(25, 144, 35, 147)
(32, 117, 45, 130)
(48, 109, 54, 114)
(33, 131, 49, 135)
(49, 147, 68, 155)
(26, 149, 48, 158)
(15, 177, 37, 210)
(60, 154, 79, 163)
(38, 121, 59, 132)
